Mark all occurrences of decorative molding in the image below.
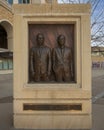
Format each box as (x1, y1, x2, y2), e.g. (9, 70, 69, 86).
(0, 0, 12, 12)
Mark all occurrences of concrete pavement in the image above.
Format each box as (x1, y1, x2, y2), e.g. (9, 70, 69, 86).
(92, 69, 104, 130)
(0, 69, 104, 130)
(0, 74, 13, 99)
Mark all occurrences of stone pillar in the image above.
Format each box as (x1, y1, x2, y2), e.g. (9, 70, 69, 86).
(31, 0, 45, 4)
(8, 35, 13, 51)
(13, 0, 18, 4)
(45, 0, 57, 3)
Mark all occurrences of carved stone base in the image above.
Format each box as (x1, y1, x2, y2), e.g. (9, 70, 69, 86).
(14, 114, 91, 129)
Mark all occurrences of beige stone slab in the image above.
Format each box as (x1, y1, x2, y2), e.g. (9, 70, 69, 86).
(14, 99, 91, 114)
(81, 15, 91, 53)
(14, 114, 53, 129)
(80, 15, 91, 91)
(14, 87, 91, 99)
(12, 4, 91, 15)
(13, 15, 23, 52)
(12, 4, 52, 14)
(14, 114, 92, 129)
(82, 52, 91, 90)
(52, 4, 91, 15)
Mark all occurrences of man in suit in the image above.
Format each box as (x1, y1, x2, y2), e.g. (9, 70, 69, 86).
(53, 34, 73, 82)
(30, 33, 51, 82)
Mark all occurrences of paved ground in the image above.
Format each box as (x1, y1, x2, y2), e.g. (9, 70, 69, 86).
(92, 69, 104, 130)
(0, 69, 104, 130)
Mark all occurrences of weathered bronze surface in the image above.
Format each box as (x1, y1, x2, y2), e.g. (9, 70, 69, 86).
(24, 104, 82, 111)
(53, 35, 73, 82)
(29, 24, 74, 83)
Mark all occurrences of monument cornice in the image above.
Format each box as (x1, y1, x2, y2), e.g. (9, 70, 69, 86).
(12, 4, 91, 15)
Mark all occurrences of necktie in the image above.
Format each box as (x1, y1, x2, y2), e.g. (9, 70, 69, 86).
(61, 48, 64, 57)
(39, 47, 41, 58)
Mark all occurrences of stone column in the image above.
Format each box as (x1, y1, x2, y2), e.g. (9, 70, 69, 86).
(45, 0, 57, 3)
(31, 0, 45, 4)
(8, 35, 13, 51)
(13, 0, 18, 4)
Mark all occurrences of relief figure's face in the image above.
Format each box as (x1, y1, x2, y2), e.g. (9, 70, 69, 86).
(37, 34, 44, 46)
(58, 35, 65, 47)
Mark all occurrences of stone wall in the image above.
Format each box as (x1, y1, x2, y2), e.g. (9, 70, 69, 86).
(0, 2, 13, 24)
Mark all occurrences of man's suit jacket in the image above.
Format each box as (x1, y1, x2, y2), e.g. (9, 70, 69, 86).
(30, 45, 51, 75)
(53, 46, 72, 73)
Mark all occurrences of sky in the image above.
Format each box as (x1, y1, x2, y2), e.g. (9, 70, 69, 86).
(91, 0, 104, 46)
(58, 0, 104, 46)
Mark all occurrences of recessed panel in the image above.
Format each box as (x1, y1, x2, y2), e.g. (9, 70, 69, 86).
(23, 103, 82, 111)
(28, 24, 75, 83)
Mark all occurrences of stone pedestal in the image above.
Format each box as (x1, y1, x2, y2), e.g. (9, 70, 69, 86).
(13, 3, 91, 129)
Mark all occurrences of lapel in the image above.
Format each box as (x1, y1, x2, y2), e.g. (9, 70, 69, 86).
(58, 47, 65, 58)
(38, 46, 46, 57)
(37, 47, 42, 57)
(58, 48, 62, 57)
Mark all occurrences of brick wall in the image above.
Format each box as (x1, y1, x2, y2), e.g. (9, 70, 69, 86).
(0, 4, 13, 24)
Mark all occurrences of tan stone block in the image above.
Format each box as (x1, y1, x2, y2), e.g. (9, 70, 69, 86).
(12, 4, 52, 14)
(14, 114, 92, 129)
(14, 84, 91, 99)
(52, 4, 91, 15)
(0, 4, 13, 24)
(81, 15, 91, 53)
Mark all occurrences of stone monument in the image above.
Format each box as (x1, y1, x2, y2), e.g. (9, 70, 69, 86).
(13, 0, 91, 129)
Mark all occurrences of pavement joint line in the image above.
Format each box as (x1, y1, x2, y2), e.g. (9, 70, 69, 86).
(0, 96, 13, 103)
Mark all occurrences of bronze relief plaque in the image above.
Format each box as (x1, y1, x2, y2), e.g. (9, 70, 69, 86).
(28, 24, 75, 83)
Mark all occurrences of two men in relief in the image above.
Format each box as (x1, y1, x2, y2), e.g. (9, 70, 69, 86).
(30, 33, 73, 82)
